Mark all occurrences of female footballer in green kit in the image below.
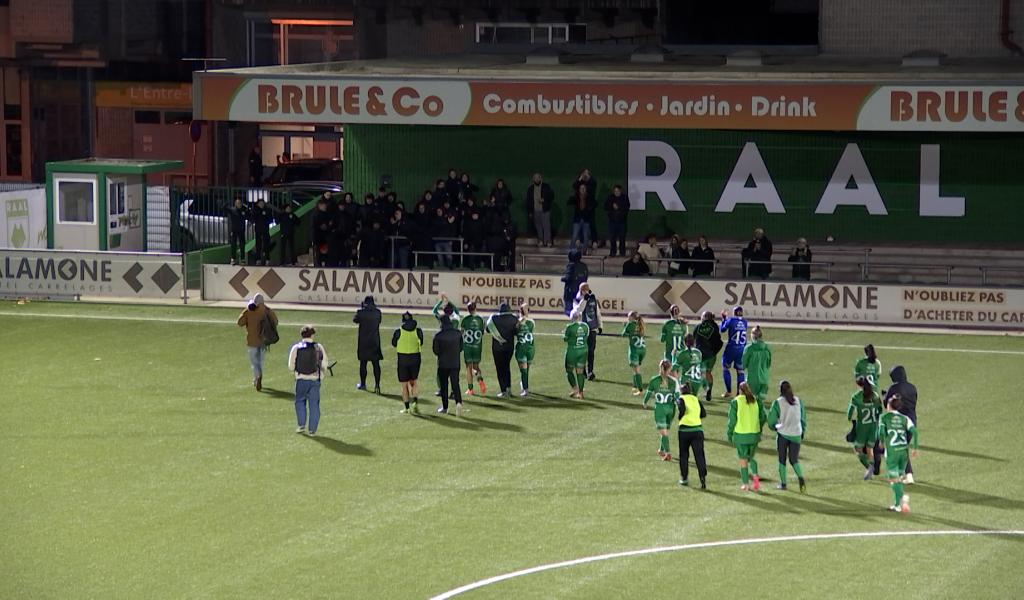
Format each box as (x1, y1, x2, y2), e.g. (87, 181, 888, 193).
(515, 304, 536, 397)
(622, 311, 647, 396)
(671, 334, 705, 397)
(877, 394, 919, 513)
(853, 344, 882, 388)
(847, 377, 882, 480)
(461, 301, 488, 395)
(727, 382, 767, 491)
(563, 311, 590, 399)
(660, 305, 687, 362)
(643, 359, 680, 462)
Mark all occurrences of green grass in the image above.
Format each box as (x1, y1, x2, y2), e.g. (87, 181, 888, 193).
(1, 300, 1023, 599)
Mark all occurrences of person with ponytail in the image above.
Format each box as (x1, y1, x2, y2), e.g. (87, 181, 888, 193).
(854, 344, 882, 389)
(727, 381, 767, 491)
(846, 376, 882, 480)
(768, 380, 807, 492)
(676, 381, 708, 489)
(563, 310, 590, 399)
(621, 311, 648, 396)
(514, 304, 536, 397)
(643, 359, 680, 462)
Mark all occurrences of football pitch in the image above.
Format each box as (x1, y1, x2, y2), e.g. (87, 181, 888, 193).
(1, 300, 1023, 599)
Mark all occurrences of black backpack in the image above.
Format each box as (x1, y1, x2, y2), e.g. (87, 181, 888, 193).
(294, 342, 321, 376)
(259, 313, 280, 346)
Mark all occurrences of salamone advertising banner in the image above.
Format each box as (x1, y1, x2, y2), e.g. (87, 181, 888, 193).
(195, 72, 1024, 132)
(203, 265, 1024, 331)
(0, 249, 184, 299)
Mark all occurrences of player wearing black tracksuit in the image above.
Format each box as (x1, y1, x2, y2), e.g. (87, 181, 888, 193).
(432, 317, 464, 414)
(875, 365, 919, 479)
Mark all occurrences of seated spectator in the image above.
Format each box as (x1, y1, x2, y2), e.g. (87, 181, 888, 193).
(622, 251, 651, 277)
(667, 235, 692, 277)
(638, 234, 662, 264)
(691, 235, 715, 277)
(742, 227, 773, 279)
(788, 237, 813, 280)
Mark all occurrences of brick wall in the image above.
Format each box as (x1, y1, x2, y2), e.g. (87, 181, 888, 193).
(820, 0, 1024, 57)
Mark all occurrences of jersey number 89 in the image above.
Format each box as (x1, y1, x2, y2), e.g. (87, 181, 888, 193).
(463, 330, 483, 344)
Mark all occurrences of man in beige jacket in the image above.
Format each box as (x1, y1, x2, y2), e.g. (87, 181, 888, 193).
(237, 293, 278, 391)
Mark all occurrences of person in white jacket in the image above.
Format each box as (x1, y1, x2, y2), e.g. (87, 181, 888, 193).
(767, 380, 806, 493)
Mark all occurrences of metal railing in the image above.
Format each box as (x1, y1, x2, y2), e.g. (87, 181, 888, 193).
(979, 266, 1024, 286)
(520, 252, 609, 274)
(170, 186, 297, 252)
(742, 259, 835, 281)
(388, 236, 491, 269)
(644, 257, 720, 278)
(413, 250, 495, 271)
(860, 262, 954, 285)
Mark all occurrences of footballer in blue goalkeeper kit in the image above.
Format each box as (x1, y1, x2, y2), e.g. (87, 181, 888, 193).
(719, 306, 748, 398)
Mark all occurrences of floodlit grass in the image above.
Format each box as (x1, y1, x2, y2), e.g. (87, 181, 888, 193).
(1, 300, 1022, 599)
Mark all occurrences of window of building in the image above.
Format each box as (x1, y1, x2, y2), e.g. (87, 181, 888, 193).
(57, 180, 96, 224)
(164, 111, 192, 125)
(109, 181, 126, 216)
(6, 124, 21, 176)
(248, 19, 355, 66)
(476, 23, 585, 44)
(134, 110, 161, 124)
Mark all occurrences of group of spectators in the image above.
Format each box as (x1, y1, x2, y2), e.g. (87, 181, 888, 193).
(311, 169, 519, 271)
(619, 228, 814, 280)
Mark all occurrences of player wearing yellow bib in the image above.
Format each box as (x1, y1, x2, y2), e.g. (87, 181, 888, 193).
(676, 382, 708, 489)
(727, 382, 768, 491)
(643, 359, 679, 462)
(846, 377, 882, 480)
(514, 304, 535, 397)
(877, 394, 919, 513)
(660, 304, 687, 362)
(564, 311, 590, 399)
(671, 334, 704, 396)
(621, 311, 648, 396)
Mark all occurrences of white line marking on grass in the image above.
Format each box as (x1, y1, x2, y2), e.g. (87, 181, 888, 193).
(428, 530, 1024, 600)
(2, 310, 1024, 356)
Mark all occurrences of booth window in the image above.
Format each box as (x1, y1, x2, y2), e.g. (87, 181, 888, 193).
(476, 23, 584, 44)
(57, 181, 95, 224)
(109, 181, 126, 216)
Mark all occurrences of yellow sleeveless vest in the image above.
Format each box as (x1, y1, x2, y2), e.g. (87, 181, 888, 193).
(678, 394, 702, 427)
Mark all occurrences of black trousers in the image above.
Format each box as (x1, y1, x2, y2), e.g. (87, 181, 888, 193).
(279, 234, 295, 265)
(677, 430, 708, 482)
(586, 330, 598, 375)
(229, 230, 245, 263)
(359, 360, 381, 387)
(493, 347, 514, 393)
(438, 367, 462, 409)
(254, 230, 270, 262)
(777, 436, 802, 465)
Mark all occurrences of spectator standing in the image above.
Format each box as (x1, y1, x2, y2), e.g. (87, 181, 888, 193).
(691, 235, 716, 277)
(622, 251, 651, 276)
(392, 312, 425, 414)
(486, 303, 519, 398)
(225, 196, 248, 266)
(568, 182, 593, 252)
(742, 228, 774, 279)
(458, 172, 478, 201)
(247, 144, 263, 186)
(433, 207, 456, 269)
(353, 296, 383, 393)
(410, 201, 434, 266)
(525, 173, 554, 247)
(250, 198, 273, 266)
(277, 203, 300, 266)
(462, 209, 486, 269)
(667, 235, 692, 277)
(573, 169, 600, 249)
(604, 184, 630, 257)
(500, 212, 518, 272)
(358, 221, 387, 268)
(311, 197, 334, 267)
(572, 282, 604, 381)
(237, 293, 278, 392)
(445, 168, 462, 200)
(390, 208, 413, 269)
(561, 248, 589, 315)
(287, 325, 328, 436)
(432, 316, 464, 416)
(491, 178, 512, 208)
(788, 238, 812, 280)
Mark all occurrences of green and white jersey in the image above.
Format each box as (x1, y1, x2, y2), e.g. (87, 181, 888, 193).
(564, 321, 590, 354)
(877, 411, 918, 453)
(460, 314, 485, 348)
(854, 358, 882, 389)
(847, 389, 881, 425)
(432, 299, 461, 324)
(673, 347, 704, 386)
(516, 319, 536, 349)
(643, 375, 681, 406)
(622, 321, 646, 350)
(660, 318, 687, 360)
